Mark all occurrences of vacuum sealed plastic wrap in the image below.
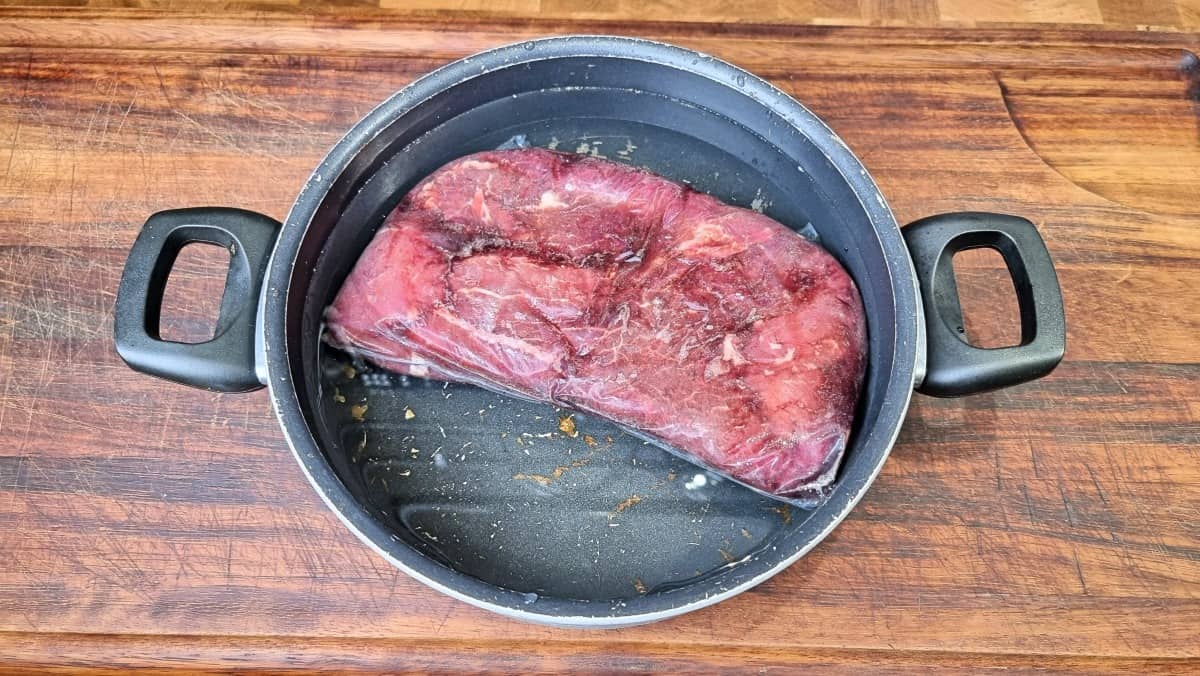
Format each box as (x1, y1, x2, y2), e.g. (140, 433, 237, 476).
(326, 149, 867, 504)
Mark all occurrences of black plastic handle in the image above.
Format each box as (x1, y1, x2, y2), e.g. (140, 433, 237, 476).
(114, 207, 281, 392)
(903, 212, 1065, 397)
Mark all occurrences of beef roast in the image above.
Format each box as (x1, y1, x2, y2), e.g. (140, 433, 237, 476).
(326, 148, 867, 500)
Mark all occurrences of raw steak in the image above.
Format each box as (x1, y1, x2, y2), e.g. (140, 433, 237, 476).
(326, 148, 867, 501)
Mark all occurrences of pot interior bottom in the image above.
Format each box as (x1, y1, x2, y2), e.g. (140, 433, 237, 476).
(325, 348, 792, 602)
(314, 111, 852, 602)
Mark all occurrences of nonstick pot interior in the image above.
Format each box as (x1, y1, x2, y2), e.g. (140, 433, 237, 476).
(269, 37, 918, 624)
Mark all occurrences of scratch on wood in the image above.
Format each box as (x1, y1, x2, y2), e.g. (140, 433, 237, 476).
(66, 162, 76, 222)
(174, 110, 248, 155)
(5, 456, 24, 512)
(1105, 367, 1130, 394)
(1058, 483, 1077, 528)
(113, 94, 137, 142)
(214, 88, 313, 130)
(3, 117, 19, 180)
(157, 400, 175, 451)
(95, 79, 119, 148)
(153, 63, 171, 105)
(0, 314, 15, 438)
(993, 445, 1003, 492)
(1072, 549, 1089, 595)
(1019, 484, 1036, 524)
(1087, 466, 1109, 505)
(3, 52, 33, 179)
(434, 606, 451, 635)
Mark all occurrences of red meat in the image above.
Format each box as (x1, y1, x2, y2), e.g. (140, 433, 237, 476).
(326, 149, 867, 500)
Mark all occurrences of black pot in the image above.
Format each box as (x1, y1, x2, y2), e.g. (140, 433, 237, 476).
(114, 36, 1065, 627)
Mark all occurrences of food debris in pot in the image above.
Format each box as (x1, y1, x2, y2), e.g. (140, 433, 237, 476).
(772, 504, 792, 525)
(611, 495, 643, 516)
(558, 415, 578, 438)
(511, 456, 591, 487)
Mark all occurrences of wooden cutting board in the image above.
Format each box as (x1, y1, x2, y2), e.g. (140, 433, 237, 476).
(0, 9, 1197, 673)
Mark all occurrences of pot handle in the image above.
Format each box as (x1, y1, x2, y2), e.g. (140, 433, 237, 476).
(114, 207, 281, 392)
(903, 212, 1065, 397)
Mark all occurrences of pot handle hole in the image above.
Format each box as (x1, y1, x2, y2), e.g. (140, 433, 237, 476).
(114, 207, 281, 392)
(903, 212, 1066, 397)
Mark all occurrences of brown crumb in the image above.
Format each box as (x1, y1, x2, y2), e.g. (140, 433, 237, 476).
(342, 365, 357, 379)
(772, 504, 792, 525)
(612, 495, 643, 516)
(605, 436, 613, 444)
(632, 578, 647, 594)
(350, 403, 368, 422)
(740, 528, 754, 540)
(513, 457, 590, 487)
(333, 387, 346, 404)
(666, 470, 677, 481)
(719, 549, 735, 563)
(584, 435, 597, 447)
(512, 473, 553, 486)
(558, 415, 578, 438)
(404, 407, 415, 420)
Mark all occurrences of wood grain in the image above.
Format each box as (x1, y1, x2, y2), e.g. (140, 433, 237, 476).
(0, 9, 1198, 673)
(3, 634, 1200, 674)
(1, 0, 1198, 31)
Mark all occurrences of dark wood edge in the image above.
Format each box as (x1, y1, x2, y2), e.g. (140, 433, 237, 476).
(0, 6, 1196, 57)
(1, 632, 1198, 673)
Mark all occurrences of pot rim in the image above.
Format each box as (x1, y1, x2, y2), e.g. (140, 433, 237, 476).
(262, 35, 920, 627)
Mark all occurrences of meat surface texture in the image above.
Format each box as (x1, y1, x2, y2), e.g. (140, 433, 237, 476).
(326, 149, 867, 501)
